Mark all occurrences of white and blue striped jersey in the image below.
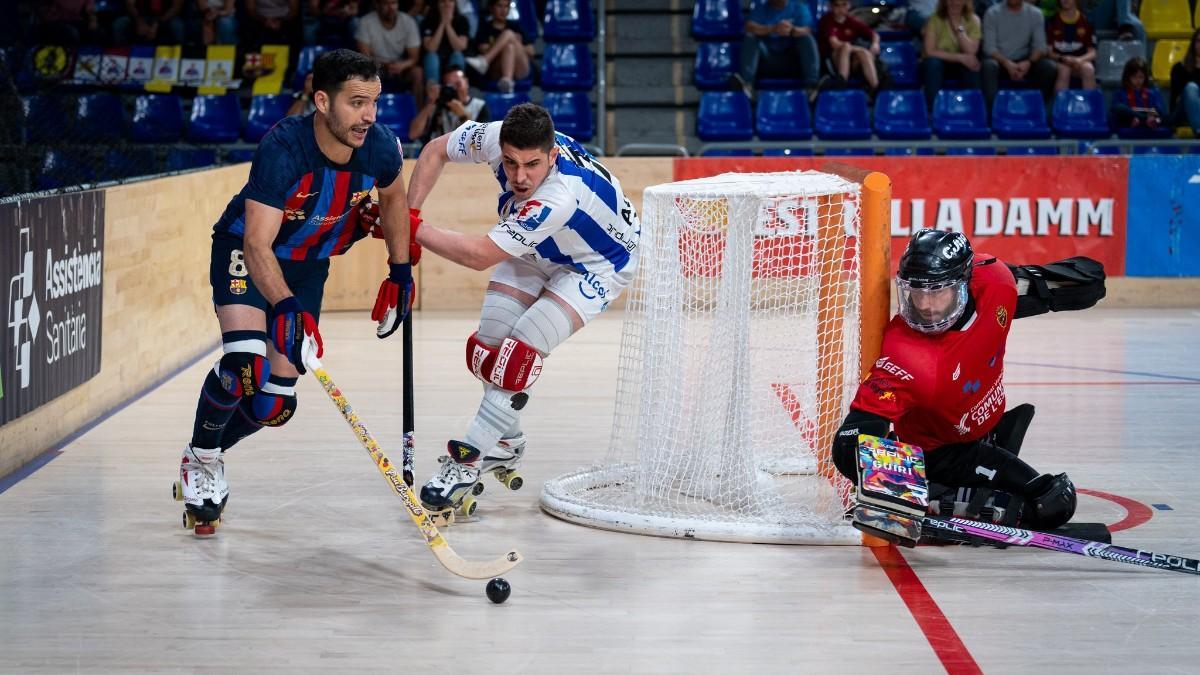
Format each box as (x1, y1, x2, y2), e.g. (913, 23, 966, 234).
(445, 121, 639, 283)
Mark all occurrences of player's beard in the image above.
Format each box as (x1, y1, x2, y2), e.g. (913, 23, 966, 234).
(324, 111, 369, 149)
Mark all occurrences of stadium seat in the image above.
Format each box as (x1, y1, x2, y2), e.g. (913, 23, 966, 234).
(821, 147, 873, 156)
(813, 89, 871, 140)
(543, 0, 595, 42)
(697, 91, 754, 141)
(879, 41, 919, 88)
(692, 0, 743, 40)
(76, 93, 124, 143)
(376, 93, 418, 142)
(701, 148, 755, 156)
(293, 45, 330, 91)
(873, 90, 931, 140)
(105, 148, 156, 180)
(1052, 89, 1110, 139)
(21, 95, 68, 144)
(166, 148, 217, 172)
(991, 89, 1050, 139)
(244, 94, 292, 143)
(544, 91, 594, 141)
(1116, 88, 1173, 139)
(762, 147, 814, 156)
(932, 89, 989, 140)
(1151, 40, 1189, 85)
(695, 41, 739, 90)
(187, 94, 241, 143)
(756, 90, 812, 140)
(541, 43, 595, 90)
(946, 146, 997, 155)
(225, 148, 257, 163)
(1006, 145, 1059, 155)
(485, 91, 532, 120)
(510, 0, 540, 41)
(1096, 40, 1145, 86)
(1140, 0, 1193, 40)
(130, 94, 184, 143)
(37, 149, 95, 191)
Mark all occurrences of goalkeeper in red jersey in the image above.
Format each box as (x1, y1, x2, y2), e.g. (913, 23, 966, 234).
(831, 229, 1106, 531)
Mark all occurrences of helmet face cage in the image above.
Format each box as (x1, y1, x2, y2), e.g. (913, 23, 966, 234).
(896, 277, 969, 334)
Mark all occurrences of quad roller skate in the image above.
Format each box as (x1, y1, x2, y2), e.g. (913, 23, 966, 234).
(172, 444, 229, 537)
(419, 435, 526, 527)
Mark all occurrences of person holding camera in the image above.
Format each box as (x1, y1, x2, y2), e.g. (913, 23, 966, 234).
(409, 66, 490, 144)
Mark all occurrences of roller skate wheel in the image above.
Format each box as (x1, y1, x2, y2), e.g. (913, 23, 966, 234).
(472, 482, 485, 496)
(459, 496, 477, 518)
(194, 523, 216, 537)
(505, 474, 524, 491)
(183, 511, 196, 529)
(172, 481, 183, 501)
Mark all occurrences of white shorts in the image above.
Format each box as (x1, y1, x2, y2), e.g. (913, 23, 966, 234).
(489, 257, 631, 324)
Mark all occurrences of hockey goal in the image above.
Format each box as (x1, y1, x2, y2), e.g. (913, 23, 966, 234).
(539, 168, 891, 544)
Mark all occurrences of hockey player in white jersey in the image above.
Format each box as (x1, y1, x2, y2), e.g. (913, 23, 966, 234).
(406, 102, 639, 521)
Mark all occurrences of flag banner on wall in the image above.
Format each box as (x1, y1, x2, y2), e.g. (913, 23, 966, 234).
(0, 192, 105, 427)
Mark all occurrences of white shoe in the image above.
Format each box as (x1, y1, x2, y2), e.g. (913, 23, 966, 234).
(419, 441, 482, 510)
(481, 433, 525, 474)
(466, 55, 488, 73)
(179, 444, 228, 522)
(497, 77, 514, 93)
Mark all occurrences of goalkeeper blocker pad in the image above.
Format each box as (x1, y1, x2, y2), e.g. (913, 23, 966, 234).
(1008, 256, 1106, 318)
(853, 435, 929, 547)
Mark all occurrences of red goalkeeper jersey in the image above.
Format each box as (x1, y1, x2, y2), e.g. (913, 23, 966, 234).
(851, 255, 1017, 452)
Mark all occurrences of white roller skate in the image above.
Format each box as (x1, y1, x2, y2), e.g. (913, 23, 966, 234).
(420, 441, 483, 526)
(172, 444, 229, 537)
(480, 433, 526, 492)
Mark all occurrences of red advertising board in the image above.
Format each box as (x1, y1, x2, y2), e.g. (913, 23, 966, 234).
(674, 157, 1129, 275)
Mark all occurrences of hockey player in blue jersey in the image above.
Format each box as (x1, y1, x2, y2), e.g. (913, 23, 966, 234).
(406, 103, 640, 522)
(176, 49, 417, 536)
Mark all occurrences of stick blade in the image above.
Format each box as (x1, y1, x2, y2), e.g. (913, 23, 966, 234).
(431, 546, 524, 580)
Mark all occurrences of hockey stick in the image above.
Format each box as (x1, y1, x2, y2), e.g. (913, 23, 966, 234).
(401, 316, 415, 487)
(302, 343, 523, 580)
(922, 516, 1200, 576)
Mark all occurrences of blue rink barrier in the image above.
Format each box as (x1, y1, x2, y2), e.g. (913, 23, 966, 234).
(1126, 155, 1200, 277)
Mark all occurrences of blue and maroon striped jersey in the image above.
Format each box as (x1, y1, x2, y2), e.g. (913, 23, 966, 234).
(213, 114, 404, 261)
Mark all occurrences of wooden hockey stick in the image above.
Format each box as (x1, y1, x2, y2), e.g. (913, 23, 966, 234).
(402, 316, 415, 487)
(303, 344, 523, 580)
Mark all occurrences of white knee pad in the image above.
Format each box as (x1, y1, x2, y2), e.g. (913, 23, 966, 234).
(477, 290, 531, 345)
(511, 296, 576, 356)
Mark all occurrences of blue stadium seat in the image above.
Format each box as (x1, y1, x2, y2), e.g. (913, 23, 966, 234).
(105, 148, 156, 179)
(544, 91, 594, 141)
(813, 89, 871, 140)
(244, 94, 292, 143)
(166, 148, 217, 172)
(485, 91, 532, 120)
(879, 41, 918, 88)
(884, 147, 936, 156)
(695, 41, 739, 90)
(873, 90, 930, 140)
(932, 89, 989, 140)
(701, 148, 755, 156)
(697, 91, 754, 141)
(763, 147, 814, 156)
(541, 43, 594, 90)
(187, 94, 242, 143)
(1115, 88, 1172, 139)
(37, 150, 95, 191)
(992, 89, 1050, 140)
(1006, 145, 1059, 155)
(22, 95, 71, 144)
(293, 45, 331, 91)
(225, 148, 258, 163)
(376, 93, 418, 142)
(510, 0, 540, 41)
(76, 93, 124, 143)
(692, 0, 743, 40)
(822, 147, 874, 156)
(946, 146, 997, 155)
(756, 90, 812, 140)
(543, 0, 595, 42)
(1052, 89, 1110, 140)
(130, 94, 184, 143)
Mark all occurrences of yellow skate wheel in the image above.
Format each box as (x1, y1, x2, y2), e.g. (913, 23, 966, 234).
(172, 481, 183, 502)
(183, 511, 196, 529)
(459, 495, 477, 518)
(472, 482, 485, 496)
(504, 473, 524, 491)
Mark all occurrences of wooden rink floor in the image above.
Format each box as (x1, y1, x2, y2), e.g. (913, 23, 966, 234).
(2, 308, 1199, 673)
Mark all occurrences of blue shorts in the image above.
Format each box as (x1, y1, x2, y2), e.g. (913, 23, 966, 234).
(210, 235, 331, 320)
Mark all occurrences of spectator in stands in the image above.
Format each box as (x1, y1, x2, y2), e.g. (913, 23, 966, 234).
(919, 0, 982, 107)
(1170, 28, 1200, 135)
(192, 0, 237, 45)
(408, 0, 428, 23)
(980, 0, 1055, 107)
(818, 0, 881, 94)
(305, 0, 361, 47)
(113, 0, 186, 44)
(357, 0, 423, 99)
(409, 66, 489, 143)
(1046, 0, 1095, 92)
(244, 0, 301, 49)
(421, 0, 470, 85)
(1111, 57, 1166, 135)
(1081, 0, 1143, 43)
(469, 0, 534, 93)
(35, 0, 104, 45)
(287, 72, 317, 115)
(731, 0, 820, 96)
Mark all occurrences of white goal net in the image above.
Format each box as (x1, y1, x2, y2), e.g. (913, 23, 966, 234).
(540, 170, 879, 544)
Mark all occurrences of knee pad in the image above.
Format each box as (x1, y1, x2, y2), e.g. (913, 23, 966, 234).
(251, 376, 298, 427)
(466, 333, 543, 392)
(466, 331, 499, 383)
(991, 403, 1035, 456)
(1021, 473, 1077, 530)
(216, 350, 270, 399)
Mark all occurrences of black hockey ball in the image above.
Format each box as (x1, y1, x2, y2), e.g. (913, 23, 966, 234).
(486, 577, 511, 604)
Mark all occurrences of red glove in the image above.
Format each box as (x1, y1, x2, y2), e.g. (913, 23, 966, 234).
(408, 208, 423, 266)
(356, 200, 422, 266)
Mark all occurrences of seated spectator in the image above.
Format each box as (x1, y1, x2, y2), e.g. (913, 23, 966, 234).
(191, 0, 237, 45)
(469, 0, 533, 93)
(113, 0, 186, 44)
(357, 0, 423, 99)
(1046, 0, 1095, 92)
(905, 0, 937, 33)
(1081, 0, 1142, 43)
(1170, 28, 1200, 135)
(287, 72, 317, 115)
(732, 0, 819, 95)
(818, 0, 880, 93)
(409, 66, 490, 143)
(305, 0, 360, 47)
(408, 0, 428, 23)
(1111, 57, 1166, 135)
(981, 0, 1055, 107)
(421, 0, 470, 85)
(919, 0, 982, 107)
(243, 0, 301, 49)
(35, 0, 105, 46)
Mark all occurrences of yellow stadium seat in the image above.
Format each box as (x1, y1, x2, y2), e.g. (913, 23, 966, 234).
(1152, 39, 1189, 84)
(1141, 0, 1193, 40)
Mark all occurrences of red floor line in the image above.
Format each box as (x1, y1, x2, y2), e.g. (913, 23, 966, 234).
(871, 545, 982, 675)
(1079, 489, 1155, 533)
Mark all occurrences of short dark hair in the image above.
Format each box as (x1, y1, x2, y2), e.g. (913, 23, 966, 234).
(499, 103, 555, 152)
(312, 49, 380, 98)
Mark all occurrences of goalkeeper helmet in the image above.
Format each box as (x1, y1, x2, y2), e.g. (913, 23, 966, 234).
(896, 229, 973, 334)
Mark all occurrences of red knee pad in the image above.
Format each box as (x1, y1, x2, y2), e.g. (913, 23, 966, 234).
(489, 337, 543, 391)
(466, 332, 499, 383)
